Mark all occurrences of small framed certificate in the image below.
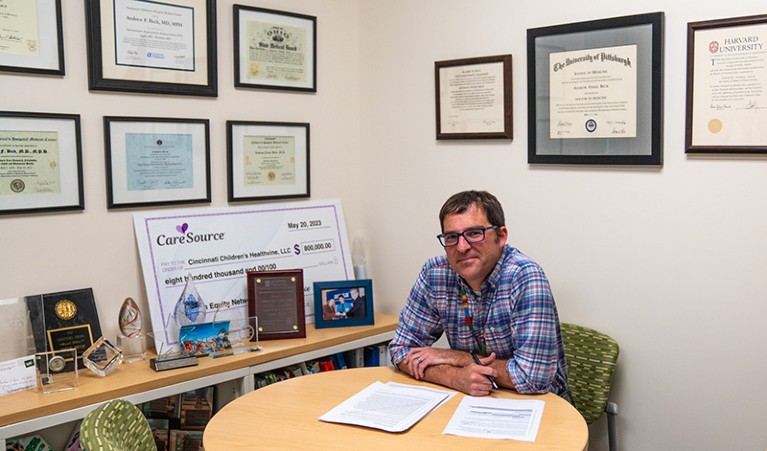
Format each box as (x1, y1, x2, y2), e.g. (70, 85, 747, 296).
(233, 4, 317, 92)
(0, 111, 83, 216)
(0, 0, 65, 75)
(686, 14, 767, 154)
(85, 0, 217, 96)
(104, 116, 211, 209)
(527, 12, 664, 165)
(435, 55, 513, 140)
(246, 269, 306, 340)
(227, 121, 310, 202)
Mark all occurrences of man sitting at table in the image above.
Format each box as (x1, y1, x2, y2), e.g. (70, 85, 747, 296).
(389, 190, 570, 399)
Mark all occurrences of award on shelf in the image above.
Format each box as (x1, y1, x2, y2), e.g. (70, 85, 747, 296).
(34, 348, 78, 394)
(117, 297, 147, 362)
(247, 269, 306, 340)
(82, 337, 123, 377)
(173, 274, 207, 326)
(25, 288, 103, 371)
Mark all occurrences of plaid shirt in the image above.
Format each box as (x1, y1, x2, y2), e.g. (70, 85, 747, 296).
(389, 245, 569, 396)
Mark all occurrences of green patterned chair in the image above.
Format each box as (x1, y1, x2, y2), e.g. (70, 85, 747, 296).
(560, 322, 620, 451)
(80, 398, 156, 451)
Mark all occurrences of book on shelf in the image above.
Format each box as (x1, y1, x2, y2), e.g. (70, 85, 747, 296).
(179, 387, 214, 430)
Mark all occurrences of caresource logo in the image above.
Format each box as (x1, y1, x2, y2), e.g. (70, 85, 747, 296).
(156, 222, 226, 246)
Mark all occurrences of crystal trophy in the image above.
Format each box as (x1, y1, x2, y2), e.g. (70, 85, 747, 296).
(116, 297, 147, 362)
(173, 274, 207, 326)
(35, 348, 78, 394)
(82, 337, 123, 377)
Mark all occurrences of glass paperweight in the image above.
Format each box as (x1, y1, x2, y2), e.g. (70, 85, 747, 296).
(35, 348, 78, 394)
(82, 337, 123, 377)
(118, 297, 146, 362)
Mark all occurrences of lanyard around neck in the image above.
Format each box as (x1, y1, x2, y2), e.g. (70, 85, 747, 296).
(461, 288, 487, 356)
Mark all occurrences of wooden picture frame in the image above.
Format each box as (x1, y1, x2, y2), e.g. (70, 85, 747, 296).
(233, 5, 316, 92)
(227, 121, 310, 202)
(313, 279, 374, 329)
(104, 116, 211, 209)
(246, 269, 306, 340)
(435, 55, 512, 140)
(0, 0, 65, 75)
(527, 12, 664, 165)
(686, 14, 767, 154)
(85, 0, 217, 97)
(0, 111, 83, 216)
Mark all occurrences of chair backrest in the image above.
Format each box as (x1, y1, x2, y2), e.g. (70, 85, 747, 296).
(80, 398, 156, 451)
(560, 322, 619, 424)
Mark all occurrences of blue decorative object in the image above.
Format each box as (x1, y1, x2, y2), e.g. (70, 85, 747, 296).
(173, 274, 207, 326)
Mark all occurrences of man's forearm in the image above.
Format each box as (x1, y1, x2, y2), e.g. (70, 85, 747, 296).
(397, 361, 466, 392)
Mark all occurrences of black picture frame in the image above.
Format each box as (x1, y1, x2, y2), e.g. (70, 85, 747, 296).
(0, 0, 65, 75)
(84, 0, 217, 97)
(233, 4, 317, 92)
(313, 279, 374, 329)
(435, 55, 513, 140)
(246, 269, 306, 340)
(104, 116, 211, 209)
(0, 111, 83, 216)
(527, 12, 664, 165)
(686, 14, 767, 154)
(227, 121, 310, 202)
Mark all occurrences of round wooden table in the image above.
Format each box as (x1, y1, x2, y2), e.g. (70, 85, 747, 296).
(204, 366, 587, 450)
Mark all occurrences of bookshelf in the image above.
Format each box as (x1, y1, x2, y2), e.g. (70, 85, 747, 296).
(0, 313, 397, 448)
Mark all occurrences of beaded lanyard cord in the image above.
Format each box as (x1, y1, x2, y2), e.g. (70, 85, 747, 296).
(461, 288, 488, 356)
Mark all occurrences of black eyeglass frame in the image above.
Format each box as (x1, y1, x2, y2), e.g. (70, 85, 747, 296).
(436, 226, 500, 247)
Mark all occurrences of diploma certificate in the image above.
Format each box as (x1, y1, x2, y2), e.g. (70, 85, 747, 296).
(0, 130, 61, 196)
(439, 61, 505, 134)
(549, 45, 637, 139)
(245, 20, 307, 83)
(690, 22, 767, 147)
(114, 0, 195, 71)
(0, 0, 39, 56)
(242, 135, 295, 187)
(126, 133, 193, 191)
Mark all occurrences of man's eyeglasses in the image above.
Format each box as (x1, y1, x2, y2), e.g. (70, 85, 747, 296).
(437, 226, 499, 247)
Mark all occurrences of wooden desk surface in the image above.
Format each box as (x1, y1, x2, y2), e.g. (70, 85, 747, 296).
(204, 366, 588, 451)
(0, 313, 397, 429)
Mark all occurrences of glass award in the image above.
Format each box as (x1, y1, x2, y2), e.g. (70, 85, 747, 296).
(82, 337, 123, 377)
(117, 297, 147, 362)
(35, 348, 78, 394)
(173, 274, 207, 326)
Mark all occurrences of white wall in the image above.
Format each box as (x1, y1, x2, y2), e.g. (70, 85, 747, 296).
(358, 1, 767, 450)
(2, 1, 767, 449)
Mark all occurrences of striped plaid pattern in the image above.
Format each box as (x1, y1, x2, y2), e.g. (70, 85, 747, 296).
(390, 245, 569, 396)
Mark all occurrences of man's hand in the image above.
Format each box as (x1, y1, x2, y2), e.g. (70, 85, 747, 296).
(400, 348, 503, 396)
(404, 347, 470, 379)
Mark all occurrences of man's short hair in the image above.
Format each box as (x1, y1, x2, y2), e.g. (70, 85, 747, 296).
(439, 190, 505, 231)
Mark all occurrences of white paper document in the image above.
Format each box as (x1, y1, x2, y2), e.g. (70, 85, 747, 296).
(0, 355, 36, 396)
(443, 396, 545, 441)
(319, 381, 454, 432)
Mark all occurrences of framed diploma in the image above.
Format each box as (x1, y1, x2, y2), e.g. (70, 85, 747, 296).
(435, 55, 512, 140)
(227, 121, 310, 202)
(233, 5, 317, 92)
(85, 0, 217, 97)
(246, 269, 306, 340)
(104, 116, 211, 209)
(527, 12, 664, 165)
(0, 0, 64, 75)
(0, 111, 83, 216)
(686, 14, 767, 154)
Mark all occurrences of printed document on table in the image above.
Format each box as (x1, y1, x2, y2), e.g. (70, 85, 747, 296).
(443, 396, 545, 441)
(319, 381, 454, 432)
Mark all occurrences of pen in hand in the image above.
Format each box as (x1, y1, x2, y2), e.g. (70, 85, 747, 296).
(471, 352, 499, 389)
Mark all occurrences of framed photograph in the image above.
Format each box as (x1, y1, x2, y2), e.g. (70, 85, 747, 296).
(313, 279, 374, 329)
(527, 12, 664, 165)
(233, 5, 317, 92)
(0, 111, 83, 216)
(0, 0, 65, 75)
(104, 116, 211, 209)
(84, 0, 217, 97)
(227, 121, 310, 202)
(435, 55, 512, 140)
(246, 269, 306, 340)
(686, 14, 767, 154)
